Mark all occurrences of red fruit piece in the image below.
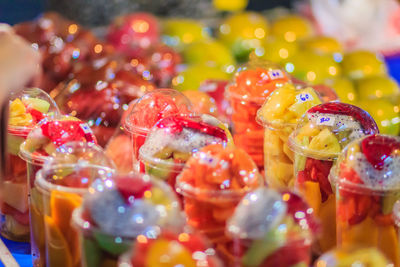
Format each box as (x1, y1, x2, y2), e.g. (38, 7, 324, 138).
(114, 176, 152, 203)
(281, 191, 320, 234)
(40, 120, 97, 146)
(27, 108, 45, 123)
(157, 116, 227, 142)
(307, 102, 378, 134)
(361, 135, 400, 171)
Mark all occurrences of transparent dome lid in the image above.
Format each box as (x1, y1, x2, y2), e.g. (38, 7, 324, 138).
(8, 87, 60, 133)
(331, 134, 400, 191)
(124, 88, 193, 135)
(226, 57, 291, 103)
(257, 83, 323, 128)
(176, 144, 262, 199)
(20, 115, 97, 162)
(227, 188, 319, 242)
(44, 141, 116, 169)
(139, 114, 233, 169)
(314, 247, 390, 267)
(289, 102, 379, 160)
(80, 172, 182, 238)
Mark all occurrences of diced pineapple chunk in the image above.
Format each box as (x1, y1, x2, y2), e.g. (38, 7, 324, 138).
(308, 128, 341, 155)
(9, 99, 33, 126)
(264, 130, 283, 156)
(296, 122, 321, 142)
(260, 84, 296, 122)
(288, 87, 322, 117)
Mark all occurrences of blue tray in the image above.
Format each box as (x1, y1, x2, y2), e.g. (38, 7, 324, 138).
(1, 237, 31, 267)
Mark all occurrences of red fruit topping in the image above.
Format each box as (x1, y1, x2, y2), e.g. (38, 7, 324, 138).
(307, 102, 378, 134)
(127, 91, 192, 131)
(27, 108, 45, 123)
(156, 116, 227, 142)
(361, 135, 400, 170)
(339, 162, 364, 185)
(114, 176, 152, 203)
(281, 191, 320, 234)
(40, 120, 97, 147)
(0, 203, 30, 225)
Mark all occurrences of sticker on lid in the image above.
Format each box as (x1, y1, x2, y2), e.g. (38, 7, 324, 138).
(308, 113, 336, 126)
(268, 70, 285, 80)
(80, 123, 93, 134)
(296, 92, 314, 103)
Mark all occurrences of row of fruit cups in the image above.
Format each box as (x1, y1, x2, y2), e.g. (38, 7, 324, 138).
(25, 129, 400, 267)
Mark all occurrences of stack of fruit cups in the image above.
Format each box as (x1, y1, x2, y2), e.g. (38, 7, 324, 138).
(331, 134, 400, 265)
(19, 116, 97, 266)
(226, 58, 291, 170)
(256, 83, 322, 189)
(314, 246, 391, 266)
(1, 88, 59, 245)
(72, 173, 183, 267)
(176, 144, 263, 263)
(34, 142, 115, 267)
(226, 188, 320, 267)
(123, 89, 193, 172)
(288, 102, 379, 253)
(118, 227, 223, 267)
(139, 114, 233, 192)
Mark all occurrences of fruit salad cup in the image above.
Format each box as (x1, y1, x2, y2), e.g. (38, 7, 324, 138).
(176, 144, 263, 261)
(139, 114, 232, 191)
(332, 135, 400, 265)
(288, 102, 379, 253)
(256, 83, 322, 189)
(72, 173, 183, 267)
(118, 228, 222, 267)
(19, 116, 97, 266)
(226, 58, 291, 170)
(35, 145, 115, 267)
(226, 188, 320, 267)
(314, 246, 391, 267)
(124, 89, 193, 172)
(1, 88, 59, 243)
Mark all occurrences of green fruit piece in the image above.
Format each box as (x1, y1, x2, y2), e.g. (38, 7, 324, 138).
(44, 142, 56, 155)
(82, 237, 101, 267)
(356, 76, 400, 100)
(242, 224, 286, 267)
(308, 129, 341, 155)
(7, 134, 25, 156)
(382, 192, 400, 215)
(163, 19, 209, 49)
(93, 231, 131, 256)
(183, 40, 235, 73)
(173, 65, 230, 91)
(330, 77, 358, 104)
(173, 151, 190, 161)
(284, 50, 341, 84)
(145, 158, 174, 181)
(341, 51, 387, 79)
(154, 147, 173, 159)
(357, 99, 400, 135)
(295, 137, 309, 172)
(23, 98, 50, 113)
(259, 37, 298, 64)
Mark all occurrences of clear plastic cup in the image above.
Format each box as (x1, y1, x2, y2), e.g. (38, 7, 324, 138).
(123, 89, 193, 172)
(256, 83, 322, 189)
(226, 58, 291, 170)
(1, 88, 59, 244)
(331, 135, 400, 265)
(139, 114, 232, 191)
(288, 102, 379, 253)
(19, 116, 97, 266)
(226, 188, 320, 267)
(72, 172, 183, 267)
(117, 228, 223, 267)
(176, 144, 263, 262)
(35, 158, 114, 267)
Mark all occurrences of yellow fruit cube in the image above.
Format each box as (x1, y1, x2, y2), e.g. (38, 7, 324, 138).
(308, 128, 341, 154)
